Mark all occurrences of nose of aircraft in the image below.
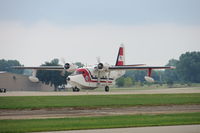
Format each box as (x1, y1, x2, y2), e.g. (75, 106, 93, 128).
(67, 76, 76, 83)
(67, 75, 83, 86)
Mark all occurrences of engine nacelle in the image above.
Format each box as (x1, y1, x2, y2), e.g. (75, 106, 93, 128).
(97, 63, 103, 69)
(29, 76, 39, 83)
(97, 63, 109, 71)
(64, 63, 77, 72)
(144, 76, 154, 83)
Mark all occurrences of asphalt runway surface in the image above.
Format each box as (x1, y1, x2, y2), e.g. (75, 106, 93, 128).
(1, 87, 200, 96)
(38, 125, 200, 133)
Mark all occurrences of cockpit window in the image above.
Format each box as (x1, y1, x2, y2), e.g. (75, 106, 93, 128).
(72, 70, 84, 76)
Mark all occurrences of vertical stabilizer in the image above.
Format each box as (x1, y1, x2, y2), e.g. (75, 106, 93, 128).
(115, 44, 125, 66)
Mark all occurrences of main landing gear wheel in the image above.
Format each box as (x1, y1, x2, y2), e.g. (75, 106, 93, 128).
(72, 87, 80, 92)
(105, 86, 109, 92)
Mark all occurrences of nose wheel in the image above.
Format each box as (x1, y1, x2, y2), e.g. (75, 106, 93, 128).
(72, 87, 80, 92)
(105, 86, 109, 92)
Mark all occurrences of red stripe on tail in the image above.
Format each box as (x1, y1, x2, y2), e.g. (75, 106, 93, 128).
(115, 44, 125, 66)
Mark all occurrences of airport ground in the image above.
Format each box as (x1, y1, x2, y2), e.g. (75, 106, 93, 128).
(0, 87, 200, 133)
(39, 125, 200, 133)
(1, 87, 200, 96)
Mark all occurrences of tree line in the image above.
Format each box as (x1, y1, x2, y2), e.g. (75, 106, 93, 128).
(116, 51, 200, 87)
(0, 51, 200, 88)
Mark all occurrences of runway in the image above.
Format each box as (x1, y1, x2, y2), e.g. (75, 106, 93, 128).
(1, 87, 200, 133)
(1, 87, 200, 96)
(38, 125, 200, 133)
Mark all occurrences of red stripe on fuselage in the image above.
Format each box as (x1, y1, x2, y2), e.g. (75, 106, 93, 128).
(76, 68, 113, 83)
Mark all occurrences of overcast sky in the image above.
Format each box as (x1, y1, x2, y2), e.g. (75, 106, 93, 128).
(0, 0, 200, 66)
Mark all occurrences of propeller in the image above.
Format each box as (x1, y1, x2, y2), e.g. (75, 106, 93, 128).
(96, 56, 101, 63)
(96, 57, 104, 69)
(64, 63, 70, 69)
(60, 57, 78, 74)
(96, 57, 101, 85)
(98, 63, 103, 69)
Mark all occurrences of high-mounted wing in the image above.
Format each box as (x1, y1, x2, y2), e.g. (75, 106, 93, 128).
(12, 62, 78, 72)
(122, 64, 146, 66)
(12, 66, 66, 82)
(109, 66, 174, 70)
(12, 63, 77, 83)
(12, 66, 64, 70)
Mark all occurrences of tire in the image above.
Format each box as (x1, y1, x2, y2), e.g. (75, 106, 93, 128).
(73, 87, 80, 92)
(105, 86, 109, 92)
(72, 87, 76, 92)
(3, 89, 6, 93)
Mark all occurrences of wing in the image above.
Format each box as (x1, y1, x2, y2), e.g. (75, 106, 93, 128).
(122, 64, 146, 66)
(109, 66, 174, 70)
(12, 66, 64, 71)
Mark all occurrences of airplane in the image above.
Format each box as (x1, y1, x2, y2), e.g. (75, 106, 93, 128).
(13, 44, 174, 92)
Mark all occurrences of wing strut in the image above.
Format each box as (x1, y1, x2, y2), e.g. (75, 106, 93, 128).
(148, 68, 152, 77)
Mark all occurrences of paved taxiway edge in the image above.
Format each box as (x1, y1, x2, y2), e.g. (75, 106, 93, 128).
(37, 125, 200, 133)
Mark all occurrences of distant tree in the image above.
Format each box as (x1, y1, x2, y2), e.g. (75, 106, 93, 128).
(0, 59, 23, 74)
(124, 70, 146, 82)
(36, 58, 70, 90)
(166, 79, 174, 88)
(151, 70, 164, 82)
(116, 76, 135, 87)
(176, 51, 200, 83)
(124, 77, 133, 87)
(164, 59, 179, 82)
(116, 77, 125, 87)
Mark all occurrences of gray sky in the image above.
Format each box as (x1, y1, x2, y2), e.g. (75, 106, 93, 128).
(0, 0, 200, 66)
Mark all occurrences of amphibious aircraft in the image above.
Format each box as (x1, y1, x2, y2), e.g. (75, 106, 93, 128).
(13, 45, 174, 92)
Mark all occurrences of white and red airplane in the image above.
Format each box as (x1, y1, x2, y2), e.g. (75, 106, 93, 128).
(14, 45, 174, 92)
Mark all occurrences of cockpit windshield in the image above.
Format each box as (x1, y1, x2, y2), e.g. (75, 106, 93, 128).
(71, 70, 84, 76)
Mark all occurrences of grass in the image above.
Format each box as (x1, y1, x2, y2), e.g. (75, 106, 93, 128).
(0, 93, 200, 109)
(0, 112, 200, 133)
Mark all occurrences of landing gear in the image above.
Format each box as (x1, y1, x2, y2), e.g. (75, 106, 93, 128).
(105, 86, 109, 92)
(72, 87, 80, 92)
(0, 88, 6, 93)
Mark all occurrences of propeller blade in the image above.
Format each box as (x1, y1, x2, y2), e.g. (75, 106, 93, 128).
(60, 57, 66, 65)
(60, 58, 66, 76)
(97, 71, 100, 86)
(96, 57, 101, 64)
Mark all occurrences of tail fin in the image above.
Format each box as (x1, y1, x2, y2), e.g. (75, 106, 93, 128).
(115, 44, 125, 66)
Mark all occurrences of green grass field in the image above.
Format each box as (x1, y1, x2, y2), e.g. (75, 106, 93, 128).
(0, 93, 200, 109)
(0, 112, 200, 133)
